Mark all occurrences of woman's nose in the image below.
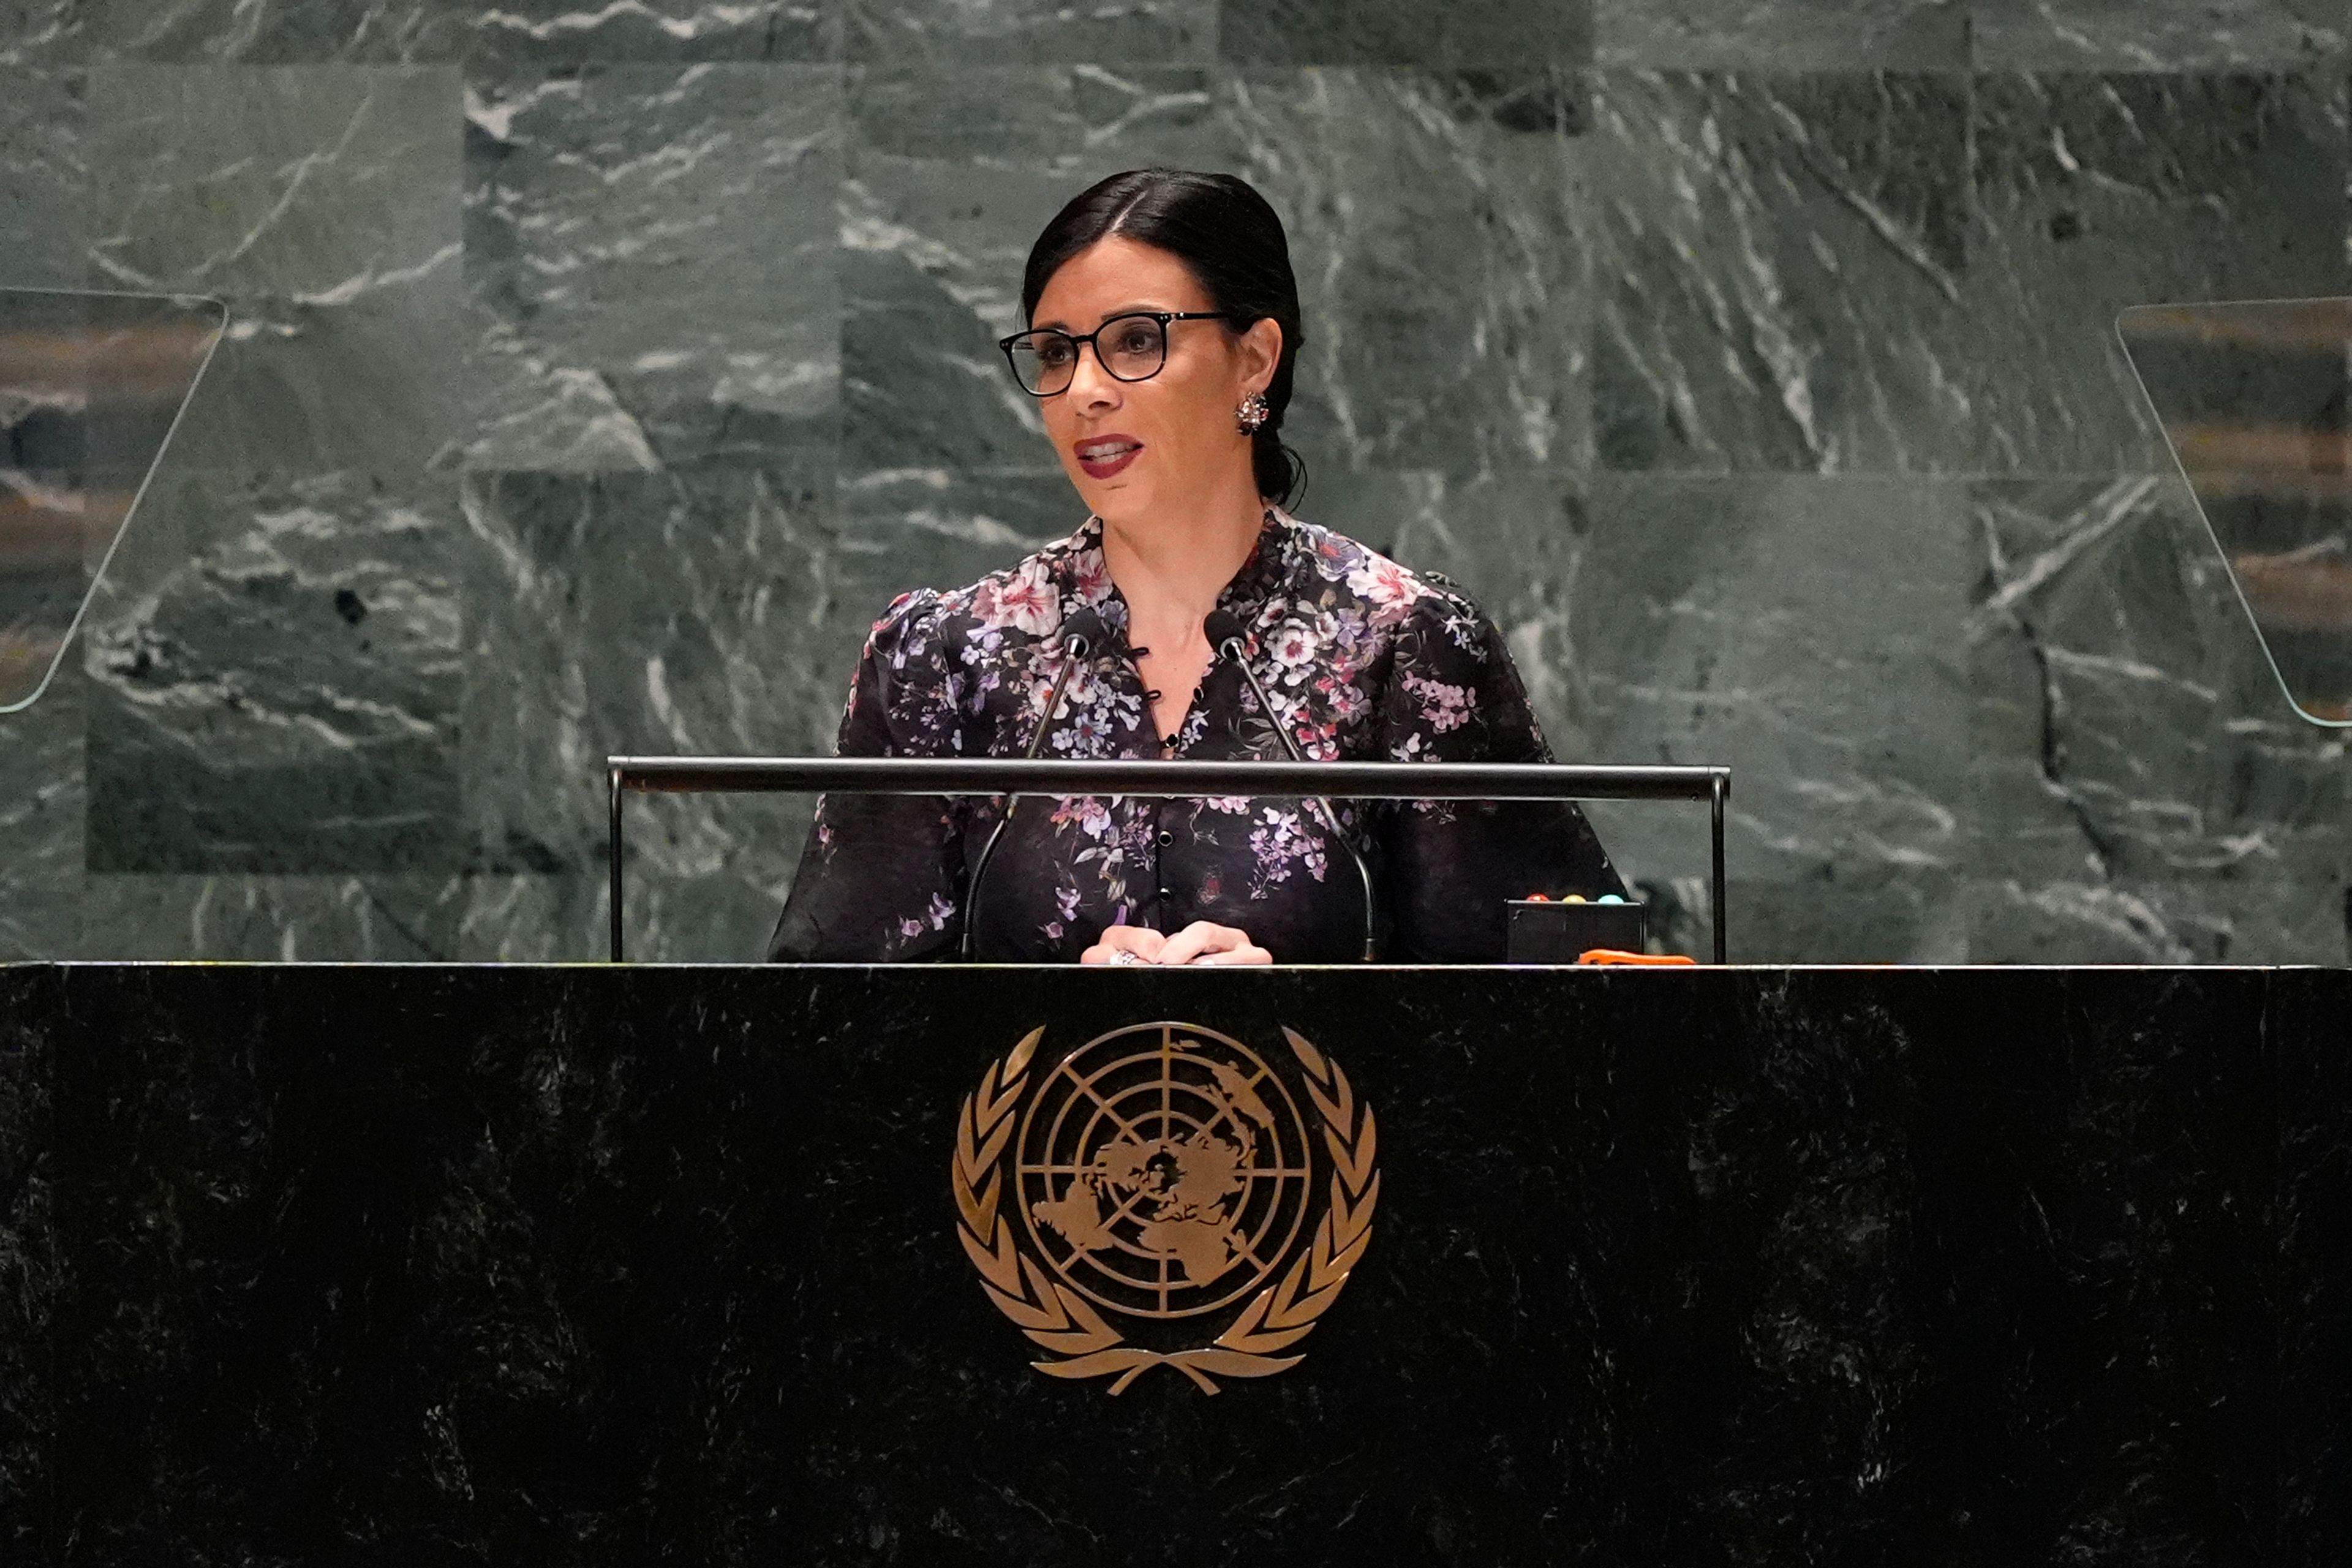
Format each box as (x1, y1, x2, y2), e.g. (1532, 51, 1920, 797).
(1065, 342, 1121, 410)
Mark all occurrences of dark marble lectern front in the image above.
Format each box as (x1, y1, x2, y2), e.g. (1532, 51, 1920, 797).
(1, 963, 2345, 1564)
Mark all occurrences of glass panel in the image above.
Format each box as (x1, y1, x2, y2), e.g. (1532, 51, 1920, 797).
(0, 287, 225, 712)
(2117, 298, 2352, 727)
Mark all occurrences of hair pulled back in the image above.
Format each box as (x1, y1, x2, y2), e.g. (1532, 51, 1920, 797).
(1020, 168, 1307, 508)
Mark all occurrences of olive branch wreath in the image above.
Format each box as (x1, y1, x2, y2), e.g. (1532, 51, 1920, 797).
(952, 1025, 1379, 1395)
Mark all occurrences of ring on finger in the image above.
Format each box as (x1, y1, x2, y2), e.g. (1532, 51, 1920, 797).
(1107, 948, 1145, 966)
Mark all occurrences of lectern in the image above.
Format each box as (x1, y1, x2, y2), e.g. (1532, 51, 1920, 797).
(2, 962, 2343, 1562)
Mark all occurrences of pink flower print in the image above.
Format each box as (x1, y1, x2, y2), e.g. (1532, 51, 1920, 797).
(927, 892, 956, 930)
(1311, 533, 1352, 582)
(1246, 832, 1293, 887)
(1049, 796, 1113, 839)
(872, 590, 915, 636)
(899, 916, 925, 939)
(1246, 805, 1310, 891)
(1268, 622, 1316, 670)
(1204, 796, 1251, 815)
(974, 559, 1058, 636)
(1074, 546, 1113, 603)
(1401, 671, 1474, 733)
(1346, 556, 1415, 611)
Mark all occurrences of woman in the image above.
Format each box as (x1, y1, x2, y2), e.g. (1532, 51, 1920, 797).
(769, 168, 1623, 965)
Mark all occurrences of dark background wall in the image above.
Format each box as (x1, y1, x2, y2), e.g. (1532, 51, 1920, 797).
(0, 0, 2345, 963)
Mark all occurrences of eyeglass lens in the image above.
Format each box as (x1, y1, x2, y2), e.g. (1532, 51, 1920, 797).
(1009, 314, 1167, 395)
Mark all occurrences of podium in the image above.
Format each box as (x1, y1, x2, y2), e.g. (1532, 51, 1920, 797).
(2, 962, 2345, 1562)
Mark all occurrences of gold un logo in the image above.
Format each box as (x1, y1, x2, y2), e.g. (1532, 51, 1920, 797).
(952, 1020, 1379, 1394)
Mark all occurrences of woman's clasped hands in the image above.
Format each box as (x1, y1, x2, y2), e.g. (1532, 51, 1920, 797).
(1080, 921, 1271, 966)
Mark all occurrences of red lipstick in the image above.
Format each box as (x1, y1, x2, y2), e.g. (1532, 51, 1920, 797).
(1074, 434, 1143, 481)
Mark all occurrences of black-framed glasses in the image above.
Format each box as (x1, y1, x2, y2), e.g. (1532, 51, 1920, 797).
(997, 311, 1242, 397)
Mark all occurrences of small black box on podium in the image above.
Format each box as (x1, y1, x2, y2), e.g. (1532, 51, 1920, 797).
(1504, 897, 1648, 963)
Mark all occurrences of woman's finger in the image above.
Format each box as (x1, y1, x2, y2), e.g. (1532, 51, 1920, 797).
(1084, 925, 1165, 964)
(1192, 943, 1272, 966)
(1155, 921, 1248, 966)
(1151, 921, 1221, 965)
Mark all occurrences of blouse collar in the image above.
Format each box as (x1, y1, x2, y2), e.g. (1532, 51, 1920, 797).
(1059, 508, 1292, 645)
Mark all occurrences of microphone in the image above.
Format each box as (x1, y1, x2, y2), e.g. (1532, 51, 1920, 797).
(1204, 609, 1378, 962)
(963, 607, 1106, 960)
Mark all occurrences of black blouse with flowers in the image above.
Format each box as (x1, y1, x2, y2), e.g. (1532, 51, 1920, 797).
(767, 509, 1624, 963)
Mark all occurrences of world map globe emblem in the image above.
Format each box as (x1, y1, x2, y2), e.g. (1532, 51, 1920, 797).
(1017, 1022, 1316, 1319)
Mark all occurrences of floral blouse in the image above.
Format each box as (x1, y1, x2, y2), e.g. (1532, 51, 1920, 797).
(767, 508, 1623, 963)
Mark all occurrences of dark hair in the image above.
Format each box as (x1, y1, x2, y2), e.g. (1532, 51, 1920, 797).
(1020, 168, 1307, 508)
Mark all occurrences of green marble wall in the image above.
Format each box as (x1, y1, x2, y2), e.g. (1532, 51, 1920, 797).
(1, 1, 2346, 962)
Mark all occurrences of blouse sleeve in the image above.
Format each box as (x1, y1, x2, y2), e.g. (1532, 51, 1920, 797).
(766, 592, 971, 962)
(1373, 589, 1626, 962)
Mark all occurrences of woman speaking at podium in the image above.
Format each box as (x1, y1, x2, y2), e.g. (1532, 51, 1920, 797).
(769, 168, 1622, 965)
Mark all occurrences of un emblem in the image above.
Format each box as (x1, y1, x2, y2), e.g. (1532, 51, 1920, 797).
(952, 1021, 1379, 1394)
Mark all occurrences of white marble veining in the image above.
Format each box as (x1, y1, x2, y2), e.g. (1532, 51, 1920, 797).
(0, 2, 2343, 960)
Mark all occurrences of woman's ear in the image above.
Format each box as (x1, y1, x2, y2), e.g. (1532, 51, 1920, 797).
(1237, 317, 1283, 396)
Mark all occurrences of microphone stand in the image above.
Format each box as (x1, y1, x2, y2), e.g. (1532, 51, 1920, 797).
(1210, 618, 1379, 963)
(961, 616, 1100, 960)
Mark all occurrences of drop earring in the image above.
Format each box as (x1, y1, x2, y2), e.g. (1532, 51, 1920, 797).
(1236, 393, 1270, 434)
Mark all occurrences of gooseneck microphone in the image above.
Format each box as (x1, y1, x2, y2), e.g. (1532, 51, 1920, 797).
(1204, 609, 1378, 962)
(962, 606, 1107, 960)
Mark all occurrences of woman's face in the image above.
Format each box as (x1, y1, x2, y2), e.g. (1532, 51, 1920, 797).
(1027, 235, 1281, 526)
